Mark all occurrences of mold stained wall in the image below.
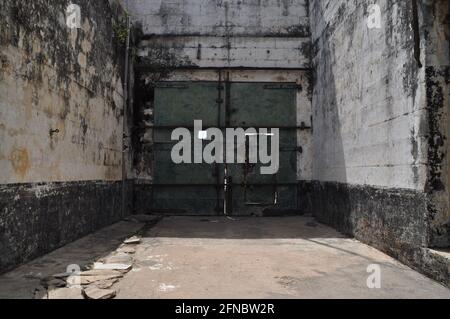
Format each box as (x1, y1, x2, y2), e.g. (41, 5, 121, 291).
(122, 0, 310, 37)
(423, 0, 450, 247)
(0, 0, 127, 184)
(308, 0, 450, 254)
(0, 0, 131, 273)
(310, 0, 427, 190)
(126, 0, 311, 69)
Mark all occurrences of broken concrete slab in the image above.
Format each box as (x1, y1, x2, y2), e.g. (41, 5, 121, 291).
(80, 275, 122, 285)
(0, 221, 146, 299)
(83, 287, 116, 300)
(80, 269, 123, 277)
(24, 272, 44, 280)
(41, 277, 67, 288)
(103, 253, 133, 264)
(94, 279, 119, 289)
(93, 263, 132, 272)
(77, 270, 123, 285)
(47, 288, 84, 300)
(118, 246, 136, 254)
(52, 272, 72, 279)
(124, 236, 141, 245)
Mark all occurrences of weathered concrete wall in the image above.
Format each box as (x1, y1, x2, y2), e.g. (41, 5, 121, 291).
(0, 181, 133, 272)
(0, 0, 130, 272)
(310, 0, 426, 190)
(422, 0, 450, 248)
(123, 0, 311, 69)
(308, 0, 449, 284)
(0, 0, 127, 183)
(122, 0, 309, 37)
(136, 36, 311, 69)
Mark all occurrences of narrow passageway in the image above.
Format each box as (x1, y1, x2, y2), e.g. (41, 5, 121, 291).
(0, 0, 449, 302)
(1, 216, 448, 299)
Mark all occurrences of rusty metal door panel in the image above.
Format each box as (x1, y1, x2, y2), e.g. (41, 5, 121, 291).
(152, 80, 299, 216)
(154, 82, 220, 127)
(153, 146, 217, 185)
(231, 185, 298, 216)
(227, 133, 298, 185)
(227, 82, 298, 215)
(228, 83, 298, 128)
(153, 82, 222, 215)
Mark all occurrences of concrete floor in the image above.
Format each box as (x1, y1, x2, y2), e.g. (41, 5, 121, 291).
(1, 216, 449, 299)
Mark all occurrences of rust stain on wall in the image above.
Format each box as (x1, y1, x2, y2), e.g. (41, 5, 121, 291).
(9, 148, 29, 179)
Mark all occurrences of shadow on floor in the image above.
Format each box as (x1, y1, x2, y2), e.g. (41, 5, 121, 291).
(143, 215, 349, 240)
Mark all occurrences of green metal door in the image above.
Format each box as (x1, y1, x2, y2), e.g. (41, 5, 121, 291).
(152, 80, 299, 216)
(227, 83, 299, 215)
(153, 82, 223, 215)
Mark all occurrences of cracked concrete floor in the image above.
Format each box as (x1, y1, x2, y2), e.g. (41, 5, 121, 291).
(1, 216, 449, 299)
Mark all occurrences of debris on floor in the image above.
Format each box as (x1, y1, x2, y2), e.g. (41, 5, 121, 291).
(79, 270, 124, 285)
(1, 217, 449, 299)
(44, 241, 138, 299)
(31, 220, 150, 299)
(0, 220, 148, 299)
(124, 236, 141, 245)
(93, 263, 132, 272)
(83, 286, 117, 300)
(95, 279, 118, 290)
(118, 246, 136, 254)
(103, 252, 133, 265)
